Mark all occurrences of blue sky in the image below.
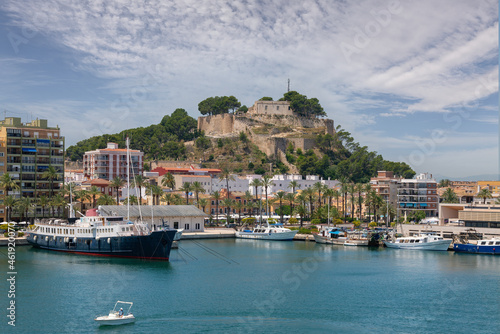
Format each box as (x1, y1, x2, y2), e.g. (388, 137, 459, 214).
(0, 0, 498, 179)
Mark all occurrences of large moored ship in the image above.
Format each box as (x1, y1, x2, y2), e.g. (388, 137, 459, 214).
(26, 209, 177, 260)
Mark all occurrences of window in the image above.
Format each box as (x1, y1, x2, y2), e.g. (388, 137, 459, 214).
(24, 131, 29, 136)
(185, 224, 190, 230)
(174, 222, 179, 229)
(196, 223, 200, 229)
(0, 152, 3, 157)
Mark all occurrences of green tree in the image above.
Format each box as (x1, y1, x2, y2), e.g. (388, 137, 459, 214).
(280, 91, 326, 117)
(41, 166, 59, 198)
(477, 188, 492, 204)
(221, 198, 234, 224)
(212, 191, 221, 224)
(220, 168, 235, 199)
(97, 194, 116, 206)
(249, 178, 262, 217)
(198, 198, 208, 214)
(198, 96, 241, 115)
(261, 175, 275, 216)
(191, 181, 206, 208)
(441, 188, 459, 203)
(88, 186, 101, 208)
(38, 195, 50, 219)
(50, 194, 66, 218)
(180, 182, 193, 205)
(0, 173, 19, 198)
(110, 177, 125, 205)
(274, 191, 286, 224)
(134, 175, 148, 205)
(161, 172, 176, 190)
(438, 179, 451, 188)
(4, 196, 16, 222)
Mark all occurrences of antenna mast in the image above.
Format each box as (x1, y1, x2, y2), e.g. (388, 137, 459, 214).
(287, 79, 290, 92)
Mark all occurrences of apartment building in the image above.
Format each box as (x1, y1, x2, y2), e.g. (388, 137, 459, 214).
(370, 171, 400, 207)
(83, 142, 143, 181)
(0, 117, 65, 220)
(398, 173, 438, 218)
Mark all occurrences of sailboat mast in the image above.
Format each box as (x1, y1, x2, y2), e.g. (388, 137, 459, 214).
(127, 137, 130, 221)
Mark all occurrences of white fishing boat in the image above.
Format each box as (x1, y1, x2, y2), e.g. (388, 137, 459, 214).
(384, 232, 451, 251)
(95, 301, 135, 326)
(236, 223, 298, 240)
(343, 239, 369, 246)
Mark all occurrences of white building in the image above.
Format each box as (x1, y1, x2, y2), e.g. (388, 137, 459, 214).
(98, 205, 208, 232)
(83, 142, 143, 181)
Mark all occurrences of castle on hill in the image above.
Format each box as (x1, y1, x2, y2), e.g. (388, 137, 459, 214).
(197, 99, 334, 163)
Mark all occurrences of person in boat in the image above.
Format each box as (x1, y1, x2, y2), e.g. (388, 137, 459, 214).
(119, 308, 123, 317)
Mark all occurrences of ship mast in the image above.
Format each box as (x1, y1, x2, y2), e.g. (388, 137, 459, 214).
(126, 137, 130, 221)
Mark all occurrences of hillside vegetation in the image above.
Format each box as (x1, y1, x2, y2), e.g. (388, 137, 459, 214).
(66, 93, 415, 182)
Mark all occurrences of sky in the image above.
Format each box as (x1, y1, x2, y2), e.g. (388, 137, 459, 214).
(0, 0, 498, 180)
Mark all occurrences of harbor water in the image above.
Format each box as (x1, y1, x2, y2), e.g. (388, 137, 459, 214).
(1, 239, 499, 333)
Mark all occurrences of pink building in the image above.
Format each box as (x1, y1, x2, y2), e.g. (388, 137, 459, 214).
(83, 142, 143, 181)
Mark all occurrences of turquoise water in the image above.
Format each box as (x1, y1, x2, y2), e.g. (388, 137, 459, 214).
(1, 239, 499, 333)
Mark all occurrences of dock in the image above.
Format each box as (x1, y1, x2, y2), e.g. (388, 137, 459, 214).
(0, 237, 30, 246)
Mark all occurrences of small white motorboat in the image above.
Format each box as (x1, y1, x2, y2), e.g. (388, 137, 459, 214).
(95, 301, 135, 326)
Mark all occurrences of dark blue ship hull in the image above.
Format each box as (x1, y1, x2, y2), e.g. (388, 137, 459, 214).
(453, 243, 500, 255)
(26, 229, 177, 260)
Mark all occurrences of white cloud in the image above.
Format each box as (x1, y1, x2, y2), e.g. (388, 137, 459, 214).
(0, 0, 497, 177)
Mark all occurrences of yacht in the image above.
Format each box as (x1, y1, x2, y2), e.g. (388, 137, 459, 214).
(384, 232, 452, 251)
(453, 237, 500, 255)
(26, 209, 177, 260)
(236, 223, 298, 240)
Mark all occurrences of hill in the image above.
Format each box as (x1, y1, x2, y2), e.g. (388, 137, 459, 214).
(66, 94, 415, 183)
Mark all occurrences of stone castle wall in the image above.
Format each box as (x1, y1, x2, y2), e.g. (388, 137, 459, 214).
(197, 111, 335, 159)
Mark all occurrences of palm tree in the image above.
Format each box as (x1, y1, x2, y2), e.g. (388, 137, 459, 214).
(198, 198, 209, 214)
(151, 185, 163, 205)
(285, 192, 296, 219)
(97, 194, 116, 206)
(249, 178, 262, 217)
(364, 184, 372, 221)
(123, 195, 138, 205)
(133, 175, 148, 204)
(355, 183, 364, 220)
(243, 191, 253, 216)
(180, 182, 193, 205)
(294, 205, 307, 227)
(348, 183, 356, 220)
(15, 197, 32, 222)
(76, 190, 91, 211)
(261, 175, 274, 215)
(161, 172, 176, 190)
(313, 182, 325, 210)
(333, 189, 340, 212)
(274, 191, 286, 224)
(172, 194, 183, 205)
(212, 191, 221, 224)
(221, 198, 233, 224)
(41, 166, 58, 198)
(38, 195, 50, 218)
(304, 187, 316, 219)
(110, 176, 125, 205)
(324, 188, 335, 224)
(88, 186, 101, 208)
(340, 179, 349, 223)
(162, 193, 174, 205)
(50, 194, 66, 217)
(477, 188, 492, 204)
(3, 196, 16, 222)
(220, 168, 235, 198)
(191, 181, 206, 208)
(0, 173, 19, 198)
(442, 188, 459, 203)
(288, 180, 299, 195)
(233, 200, 244, 225)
